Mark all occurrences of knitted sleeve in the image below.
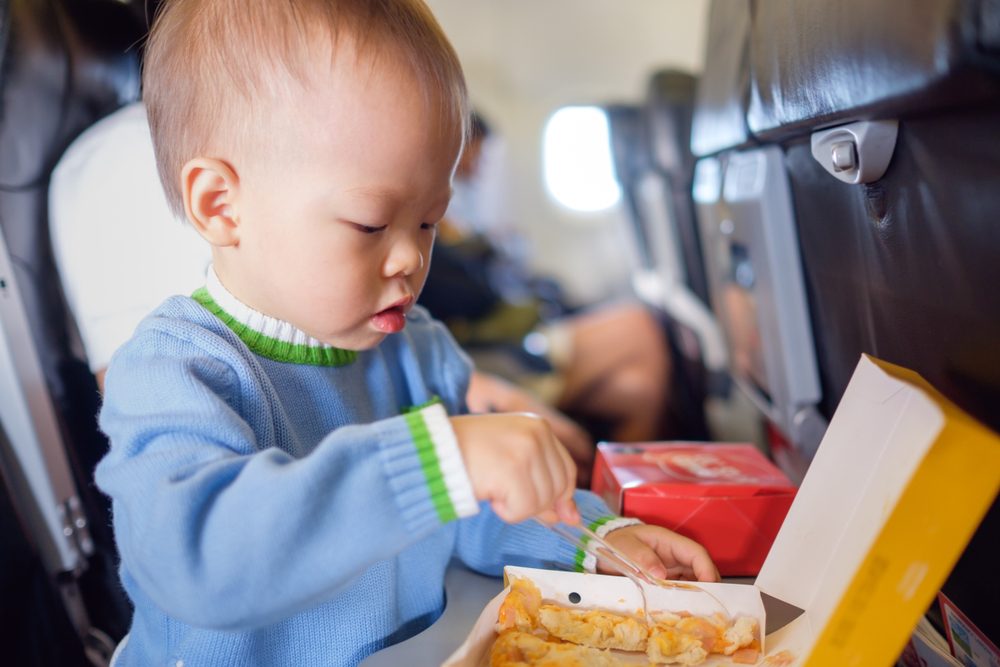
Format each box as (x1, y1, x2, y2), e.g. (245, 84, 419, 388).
(96, 323, 476, 631)
(453, 489, 629, 575)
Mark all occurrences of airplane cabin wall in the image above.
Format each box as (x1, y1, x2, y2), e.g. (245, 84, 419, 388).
(425, 0, 711, 307)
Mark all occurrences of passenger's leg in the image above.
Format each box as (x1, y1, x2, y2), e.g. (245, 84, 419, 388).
(555, 304, 671, 442)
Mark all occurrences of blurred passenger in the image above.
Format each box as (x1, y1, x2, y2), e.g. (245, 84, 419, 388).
(50, 104, 212, 391)
(52, 2, 717, 664)
(421, 111, 674, 445)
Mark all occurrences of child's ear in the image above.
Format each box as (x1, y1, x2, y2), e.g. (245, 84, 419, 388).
(181, 157, 241, 247)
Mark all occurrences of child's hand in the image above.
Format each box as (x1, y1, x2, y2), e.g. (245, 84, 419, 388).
(467, 371, 595, 486)
(450, 413, 579, 525)
(599, 524, 720, 583)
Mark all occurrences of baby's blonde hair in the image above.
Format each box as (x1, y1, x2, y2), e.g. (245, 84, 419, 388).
(142, 0, 469, 216)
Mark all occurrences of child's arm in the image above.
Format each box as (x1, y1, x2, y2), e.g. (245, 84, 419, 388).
(453, 489, 629, 574)
(96, 323, 595, 630)
(453, 491, 720, 583)
(96, 329, 481, 631)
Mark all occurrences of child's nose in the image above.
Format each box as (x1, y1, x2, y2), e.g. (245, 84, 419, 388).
(384, 239, 425, 278)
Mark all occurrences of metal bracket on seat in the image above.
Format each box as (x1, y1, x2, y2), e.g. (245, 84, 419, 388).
(810, 119, 898, 184)
(1, 227, 109, 664)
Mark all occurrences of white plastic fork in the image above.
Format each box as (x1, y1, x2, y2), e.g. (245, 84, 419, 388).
(536, 519, 730, 624)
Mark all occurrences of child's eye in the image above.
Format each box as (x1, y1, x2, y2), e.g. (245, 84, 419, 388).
(420, 222, 438, 231)
(352, 222, 387, 234)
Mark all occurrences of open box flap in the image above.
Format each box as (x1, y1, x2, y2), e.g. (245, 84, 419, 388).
(755, 355, 1000, 666)
(760, 612, 816, 660)
(755, 355, 944, 622)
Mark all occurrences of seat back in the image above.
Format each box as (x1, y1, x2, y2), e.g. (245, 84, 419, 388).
(0, 0, 148, 662)
(750, 0, 1000, 644)
(604, 102, 712, 440)
(691, 0, 1000, 645)
(746, 0, 1000, 434)
(644, 70, 708, 305)
(605, 104, 656, 271)
(639, 70, 728, 378)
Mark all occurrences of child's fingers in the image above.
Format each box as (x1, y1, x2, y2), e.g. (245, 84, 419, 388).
(545, 432, 579, 525)
(554, 437, 577, 496)
(535, 428, 575, 518)
(531, 440, 566, 509)
(493, 482, 541, 523)
(453, 411, 580, 523)
(654, 532, 720, 583)
(673, 543, 720, 583)
(618, 539, 669, 581)
(554, 495, 579, 525)
(534, 444, 577, 524)
(535, 508, 561, 524)
(544, 433, 577, 521)
(539, 434, 568, 497)
(603, 526, 721, 583)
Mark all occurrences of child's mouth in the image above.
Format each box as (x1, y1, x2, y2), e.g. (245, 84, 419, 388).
(372, 304, 408, 333)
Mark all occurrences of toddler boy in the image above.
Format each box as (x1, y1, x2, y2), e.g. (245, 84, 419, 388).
(96, 1, 718, 665)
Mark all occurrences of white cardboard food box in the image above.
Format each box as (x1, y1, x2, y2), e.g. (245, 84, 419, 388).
(443, 355, 1000, 666)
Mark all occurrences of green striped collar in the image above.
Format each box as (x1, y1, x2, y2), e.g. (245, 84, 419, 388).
(192, 267, 357, 367)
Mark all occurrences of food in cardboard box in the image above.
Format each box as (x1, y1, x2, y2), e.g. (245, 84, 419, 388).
(537, 605, 648, 652)
(491, 578, 760, 666)
(491, 631, 633, 667)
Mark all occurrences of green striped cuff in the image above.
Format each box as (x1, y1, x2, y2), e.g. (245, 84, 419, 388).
(573, 516, 644, 573)
(404, 403, 478, 523)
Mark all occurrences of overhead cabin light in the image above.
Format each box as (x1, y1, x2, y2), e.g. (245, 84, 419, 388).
(543, 106, 621, 213)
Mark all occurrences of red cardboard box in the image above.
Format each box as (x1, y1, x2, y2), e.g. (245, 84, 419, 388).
(591, 442, 797, 576)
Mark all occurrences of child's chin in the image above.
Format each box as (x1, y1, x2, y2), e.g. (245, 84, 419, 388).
(354, 336, 386, 350)
(335, 330, 389, 351)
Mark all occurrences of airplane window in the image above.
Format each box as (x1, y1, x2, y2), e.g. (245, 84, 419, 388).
(542, 106, 621, 212)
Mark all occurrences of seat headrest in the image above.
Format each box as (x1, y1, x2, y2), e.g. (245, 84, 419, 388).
(605, 104, 652, 187)
(0, 0, 143, 190)
(644, 69, 697, 178)
(0, 0, 142, 398)
(747, 0, 1000, 140)
(690, 0, 753, 158)
(61, 0, 152, 54)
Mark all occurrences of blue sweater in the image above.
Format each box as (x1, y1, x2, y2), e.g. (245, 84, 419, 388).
(96, 277, 618, 666)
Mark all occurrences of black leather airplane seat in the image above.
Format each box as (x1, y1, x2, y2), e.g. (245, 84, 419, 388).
(747, 0, 1000, 141)
(746, 0, 1000, 433)
(644, 70, 709, 307)
(604, 102, 711, 441)
(750, 0, 1000, 644)
(688, 0, 826, 475)
(605, 105, 654, 270)
(689, 0, 753, 158)
(0, 0, 148, 663)
(691, 0, 1000, 647)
